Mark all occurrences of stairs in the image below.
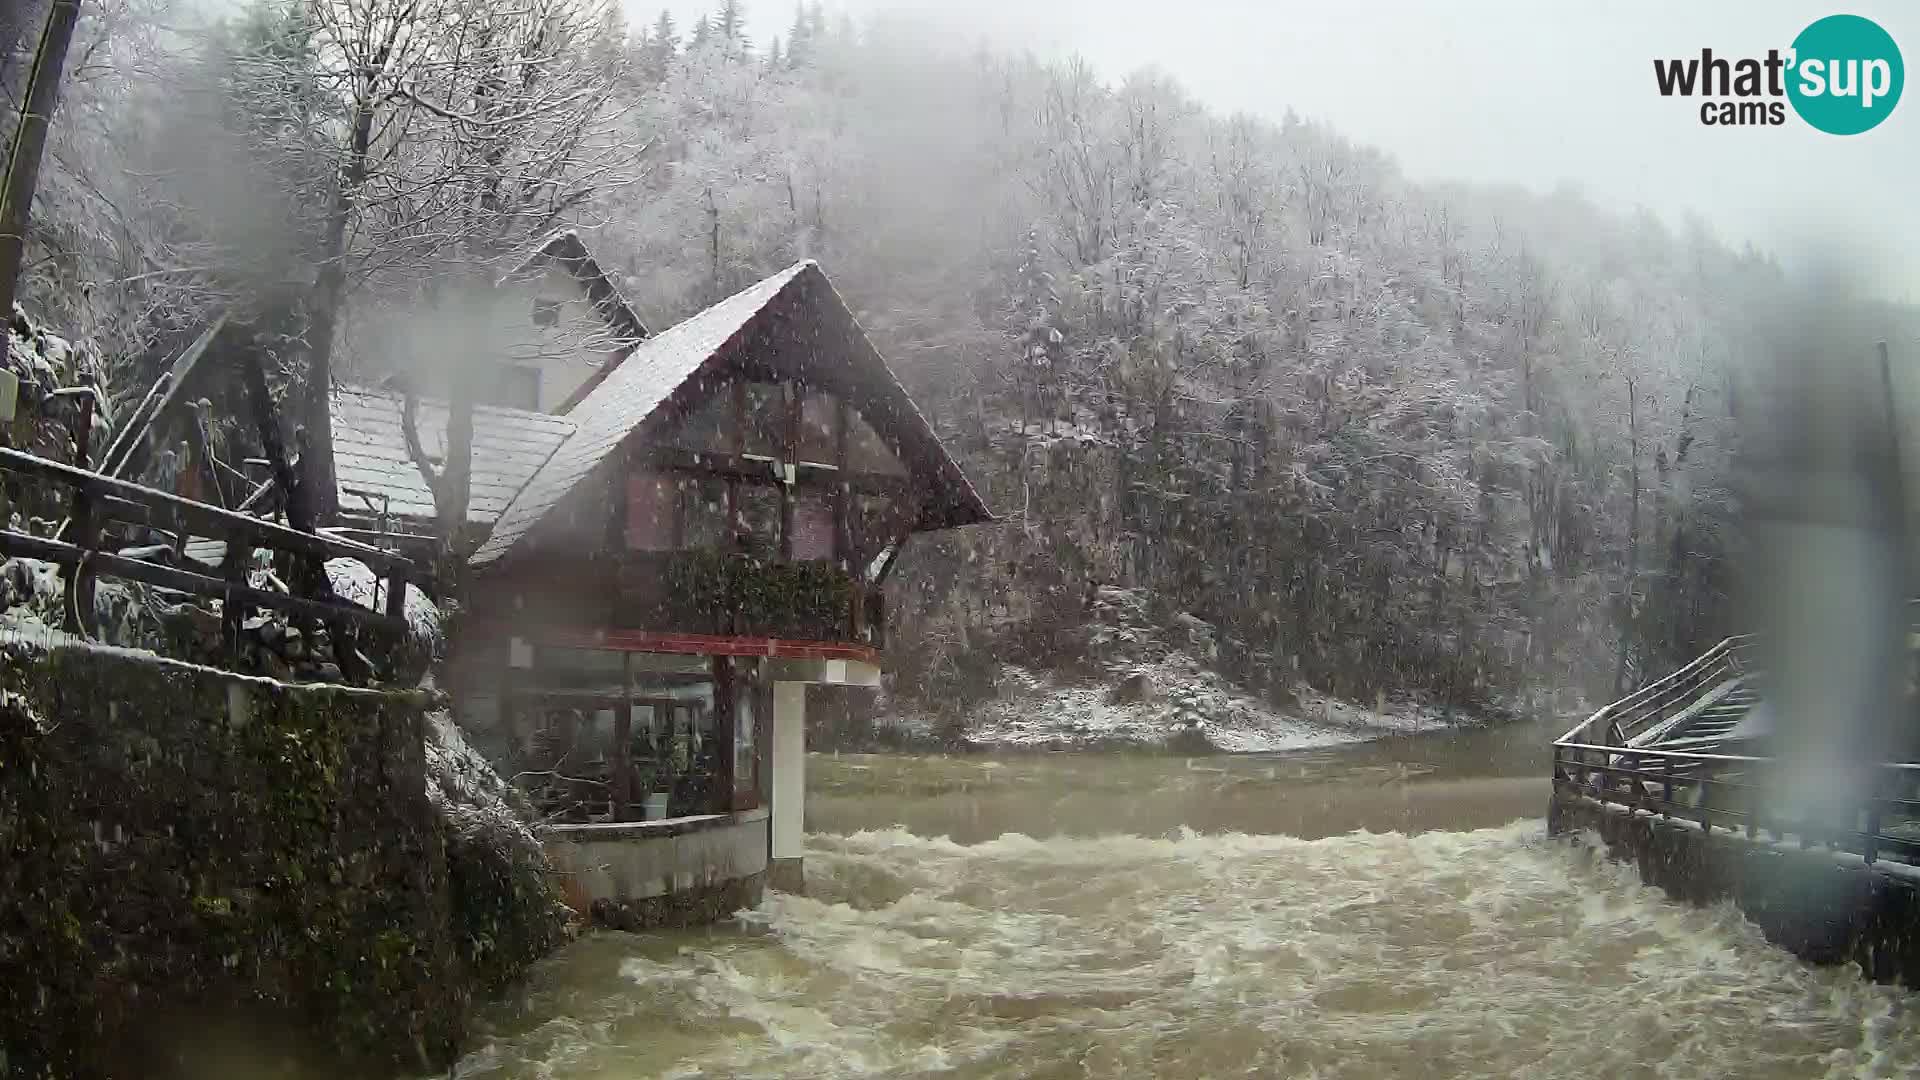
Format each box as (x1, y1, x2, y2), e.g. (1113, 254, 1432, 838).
(1665, 681, 1761, 745)
(1627, 675, 1761, 750)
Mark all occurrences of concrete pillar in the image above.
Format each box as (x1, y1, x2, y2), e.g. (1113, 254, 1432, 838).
(770, 681, 807, 892)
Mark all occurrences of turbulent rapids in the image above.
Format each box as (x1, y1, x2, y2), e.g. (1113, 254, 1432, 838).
(455, 738, 1920, 1079)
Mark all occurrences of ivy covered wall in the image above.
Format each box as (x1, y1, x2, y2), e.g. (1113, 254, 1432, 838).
(0, 641, 566, 1079)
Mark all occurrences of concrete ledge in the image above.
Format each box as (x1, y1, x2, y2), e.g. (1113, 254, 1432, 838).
(546, 807, 769, 925)
(544, 806, 769, 843)
(1553, 790, 1920, 984)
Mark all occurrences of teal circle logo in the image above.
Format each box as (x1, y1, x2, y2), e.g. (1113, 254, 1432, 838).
(1788, 14, 1903, 134)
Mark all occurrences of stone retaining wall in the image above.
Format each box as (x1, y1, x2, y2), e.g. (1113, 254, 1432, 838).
(0, 640, 564, 1079)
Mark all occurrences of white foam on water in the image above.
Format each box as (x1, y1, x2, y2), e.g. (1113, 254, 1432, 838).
(457, 821, 1920, 1079)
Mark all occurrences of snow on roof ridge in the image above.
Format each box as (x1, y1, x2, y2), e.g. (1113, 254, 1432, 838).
(470, 262, 815, 565)
(496, 229, 649, 343)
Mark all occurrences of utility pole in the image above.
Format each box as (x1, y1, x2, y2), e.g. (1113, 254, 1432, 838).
(0, 0, 82, 323)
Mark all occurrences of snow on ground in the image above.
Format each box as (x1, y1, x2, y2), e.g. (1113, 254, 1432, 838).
(929, 653, 1466, 753)
(326, 557, 443, 654)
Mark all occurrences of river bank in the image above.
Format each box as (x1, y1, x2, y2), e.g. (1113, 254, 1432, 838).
(863, 656, 1555, 755)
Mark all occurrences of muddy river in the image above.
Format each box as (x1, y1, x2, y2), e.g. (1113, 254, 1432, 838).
(453, 721, 1920, 1078)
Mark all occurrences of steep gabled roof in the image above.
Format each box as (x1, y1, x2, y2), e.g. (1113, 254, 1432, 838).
(470, 260, 992, 567)
(331, 386, 575, 525)
(498, 229, 650, 346)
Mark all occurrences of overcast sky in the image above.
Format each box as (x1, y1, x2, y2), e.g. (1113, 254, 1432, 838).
(636, 0, 1919, 302)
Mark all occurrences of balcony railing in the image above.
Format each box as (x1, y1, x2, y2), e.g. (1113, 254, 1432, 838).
(499, 549, 883, 649)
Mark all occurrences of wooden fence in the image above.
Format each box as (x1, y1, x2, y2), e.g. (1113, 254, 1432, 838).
(0, 445, 417, 681)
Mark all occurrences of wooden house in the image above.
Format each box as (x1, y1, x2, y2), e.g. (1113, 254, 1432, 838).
(328, 247, 991, 917)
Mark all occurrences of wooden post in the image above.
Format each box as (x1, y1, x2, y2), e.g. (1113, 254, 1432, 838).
(60, 392, 96, 635)
(612, 695, 633, 822)
(833, 395, 850, 565)
(779, 382, 801, 560)
(221, 526, 251, 661)
(712, 655, 736, 813)
(1864, 799, 1880, 866)
(728, 381, 746, 553)
(1661, 756, 1673, 818)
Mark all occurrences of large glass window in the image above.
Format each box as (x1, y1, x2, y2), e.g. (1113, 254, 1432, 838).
(679, 476, 729, 550)
(732, 664, 761, 810)
(625, 469, 675, 551)
(800, 392, 839, 464)
(742, 383, 786, 456)
(672, 392, 733, 453)
(734, 484, 781, 559)
(846, 411, 908, 476)
(792, 492, 835, 561)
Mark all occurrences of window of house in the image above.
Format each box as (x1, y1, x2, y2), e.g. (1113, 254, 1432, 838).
(679, 476, 729, 550)
(799, 392, 839, 464)
(531, 297, 563, 327)
(741, 383, 786, 457)
(625, 470, 676, 551)
(851, 490, 905, 562)
(733, 484, 781, 559)
(489, 363, 542, 410)
(791, 493, 835, 562)
(670, 391, 734, 453)
(846, 411, 908, 476)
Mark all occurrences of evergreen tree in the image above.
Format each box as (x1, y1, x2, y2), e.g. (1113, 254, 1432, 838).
(786, 4, 810, 67)
(653, 9, 678, 52)
(690, 14, 710, 47)
(766, 35, 783, 70)
(715, 0, 746, 42)
(639, 9, 677, 79)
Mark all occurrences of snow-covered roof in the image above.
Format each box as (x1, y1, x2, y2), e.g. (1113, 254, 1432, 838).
(498, 229, 649, 346)
(470, 260, 993, 567)
(331, 386, 576, 525)
(471, 263, 811, 564)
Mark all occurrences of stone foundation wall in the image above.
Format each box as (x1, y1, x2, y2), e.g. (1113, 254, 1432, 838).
(0, 641, 564, 1079)
(1554, 791, 1920, 984)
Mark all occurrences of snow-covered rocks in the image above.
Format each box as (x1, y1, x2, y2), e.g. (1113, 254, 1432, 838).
(952, 653, 1456, 753)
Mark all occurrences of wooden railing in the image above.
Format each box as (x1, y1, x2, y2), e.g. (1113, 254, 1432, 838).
(1552, 741, 1920, 867)
(1557, 635, 1757, 747)
(0, 446, 417, 680)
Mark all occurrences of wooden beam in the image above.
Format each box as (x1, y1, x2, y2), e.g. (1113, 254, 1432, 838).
(59, 393, 96, 634)
(643, 446, 908, 496)
(95, 314, 228, 482)
(780, 382, 800, 560)
(833, 395, 849, 571)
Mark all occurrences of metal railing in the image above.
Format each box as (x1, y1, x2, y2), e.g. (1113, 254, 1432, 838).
(1552, 741, 1920, 867)
(1553, 632, 1920, 867)
(1556, 635, 1756, 747)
